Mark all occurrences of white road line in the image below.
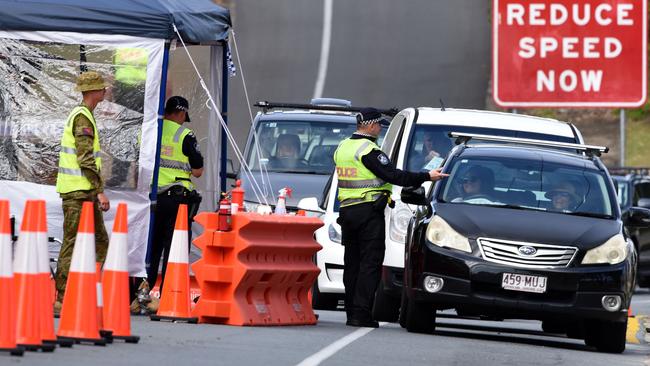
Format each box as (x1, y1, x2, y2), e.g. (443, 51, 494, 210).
(312, 0, 332, 99)
(295, 323, 386, 366)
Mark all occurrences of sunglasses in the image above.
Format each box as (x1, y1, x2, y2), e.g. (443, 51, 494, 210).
(461, 176, 480, 184)
(551, 192, 572, 199)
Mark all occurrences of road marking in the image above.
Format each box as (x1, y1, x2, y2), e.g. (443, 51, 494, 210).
(295, 323, 386, 366)
(627, 316, 641, 344)
(312, 0, 333, 99)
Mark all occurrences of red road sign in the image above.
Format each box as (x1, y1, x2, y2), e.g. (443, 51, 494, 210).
(493, 0, 647, 108)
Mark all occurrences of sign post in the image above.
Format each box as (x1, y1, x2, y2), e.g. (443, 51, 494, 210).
(493, 0, 647, 108)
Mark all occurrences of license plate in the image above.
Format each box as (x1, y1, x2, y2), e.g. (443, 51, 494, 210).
(501, 273, 547, 293)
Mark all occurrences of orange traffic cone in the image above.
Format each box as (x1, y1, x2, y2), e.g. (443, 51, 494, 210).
(14, 200, 55, 352)
(0, 200, 23, 356)
(56, 201, 106, 346)
(151, 204, 198, 323)
(32, 201, 73, 349)
(102, 203, 139, 343)
(96, 262, 113, 343)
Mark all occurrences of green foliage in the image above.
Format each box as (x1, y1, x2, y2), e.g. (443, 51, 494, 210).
(626, 118, 650, 166)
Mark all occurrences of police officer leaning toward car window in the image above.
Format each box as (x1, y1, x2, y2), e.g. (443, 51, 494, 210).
(333, 108, 448, 328)
(146, 96, 204, 299)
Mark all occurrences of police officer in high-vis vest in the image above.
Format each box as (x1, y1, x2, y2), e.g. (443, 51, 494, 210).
(54, 71, 111, 314)
(333, 108, 448, 328)
(112, 47, 148, 113)
(146, 96, 204, 295)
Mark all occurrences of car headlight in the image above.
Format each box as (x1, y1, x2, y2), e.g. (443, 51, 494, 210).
(389, 201, 413, 243)
(581, 234, 629, 265)
(425, 215, 471, 253)
(328, 222, 342, 244)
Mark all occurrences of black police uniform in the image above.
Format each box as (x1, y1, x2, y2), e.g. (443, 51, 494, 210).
(146, 128, 204, 293)
(340, 132, 430, 327)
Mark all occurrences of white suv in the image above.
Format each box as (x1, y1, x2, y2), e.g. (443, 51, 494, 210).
(303, 108, 586, 314)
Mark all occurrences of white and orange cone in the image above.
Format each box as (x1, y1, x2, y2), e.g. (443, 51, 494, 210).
(32, 201, 72, 348)
(57, 201, 106, 346)
(0, 200, 23, 356)
(95, 262, 113, 343)
(102, 203, 139, 342)
(14, 200, 55, 352)
(151, 204, 197, 323)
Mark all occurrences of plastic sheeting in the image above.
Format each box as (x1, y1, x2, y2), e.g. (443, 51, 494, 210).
(0, 31, 164, 277)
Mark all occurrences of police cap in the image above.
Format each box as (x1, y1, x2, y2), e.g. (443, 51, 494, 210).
(165, 96, 191, 122)
(357, 107, 389, 126)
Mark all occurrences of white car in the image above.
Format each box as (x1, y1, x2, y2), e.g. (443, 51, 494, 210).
(301, 108, 588, 314)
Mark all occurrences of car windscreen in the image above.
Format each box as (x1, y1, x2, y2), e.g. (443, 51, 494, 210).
(405, 125, 577, 172)
(246, 120, 356, 174)
(247, 119, 387, 176)
(436, 155, 615, 219)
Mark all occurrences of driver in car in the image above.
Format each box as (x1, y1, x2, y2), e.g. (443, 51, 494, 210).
(270, 133, 307, 169)
(453, 166, 495, 202)
(546, 181, 581, 212)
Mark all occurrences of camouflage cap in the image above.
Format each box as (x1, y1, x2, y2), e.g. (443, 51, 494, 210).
(75, 71, 107, 92)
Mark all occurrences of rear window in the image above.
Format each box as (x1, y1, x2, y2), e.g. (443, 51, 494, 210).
(405, 125, 576, 172)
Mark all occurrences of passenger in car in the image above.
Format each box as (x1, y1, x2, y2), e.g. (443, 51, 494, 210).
(546, 181, 581, 212)
(409, 131, 443, 170)
(453, 166, 495, 202)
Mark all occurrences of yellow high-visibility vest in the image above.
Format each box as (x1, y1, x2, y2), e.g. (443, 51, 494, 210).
(56, 106, 102, 193)
(157, 119, 194, 191)
(114, 48, 148, 86)
(333, 138, 392, 207)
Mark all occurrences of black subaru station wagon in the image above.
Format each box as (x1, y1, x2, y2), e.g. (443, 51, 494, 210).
(399, 133, 650, 353)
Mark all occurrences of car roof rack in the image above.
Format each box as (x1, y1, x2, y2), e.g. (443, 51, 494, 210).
(449, 132, 609, 157)
(254, 101, 399, 117)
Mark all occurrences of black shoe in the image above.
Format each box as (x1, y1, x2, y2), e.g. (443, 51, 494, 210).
(346, 318, 379, 328)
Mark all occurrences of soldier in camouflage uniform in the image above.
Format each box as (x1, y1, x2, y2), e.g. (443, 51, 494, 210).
(54, 71, 111, 314)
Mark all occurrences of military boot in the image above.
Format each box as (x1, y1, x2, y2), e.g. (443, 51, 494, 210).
(53, 300, 63, 317)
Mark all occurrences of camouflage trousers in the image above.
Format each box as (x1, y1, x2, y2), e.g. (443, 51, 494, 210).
(55, 194, 109, 301)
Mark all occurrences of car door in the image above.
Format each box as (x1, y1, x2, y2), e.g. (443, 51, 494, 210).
(382, 109, 419, 269)
(634, 181, 650, 263)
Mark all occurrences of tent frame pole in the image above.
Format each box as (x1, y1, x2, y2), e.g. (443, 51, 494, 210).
(145, 41, 171, 268)
(220, 41, 229, 193)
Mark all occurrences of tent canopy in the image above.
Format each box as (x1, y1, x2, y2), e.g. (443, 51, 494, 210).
(0, 0, 231, 43)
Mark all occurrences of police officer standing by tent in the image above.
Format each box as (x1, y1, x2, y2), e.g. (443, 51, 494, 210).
(54, 71, 111, 314)
(145, 96, 203, 308)
(333, 108, 448, 327)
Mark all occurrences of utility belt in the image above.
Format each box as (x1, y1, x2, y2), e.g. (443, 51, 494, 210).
(159, 184, 203, 219)
(340, 190, 394, 211)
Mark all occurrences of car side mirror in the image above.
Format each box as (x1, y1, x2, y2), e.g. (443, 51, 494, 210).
(401, 186, 428, 206)
(297, 197, 325, 215)
(627, 207, 650, 228)
(637, 198, 650, 209)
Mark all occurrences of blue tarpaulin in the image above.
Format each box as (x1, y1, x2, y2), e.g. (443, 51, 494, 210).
(0, 0, 231, 43)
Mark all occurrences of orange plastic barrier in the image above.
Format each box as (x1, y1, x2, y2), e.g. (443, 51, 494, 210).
(191, 212, 322, 326)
